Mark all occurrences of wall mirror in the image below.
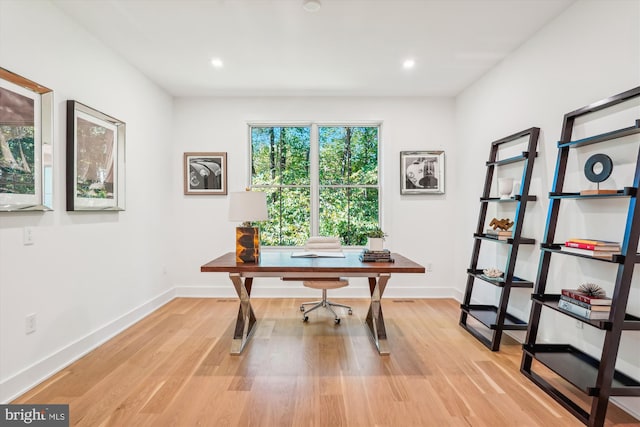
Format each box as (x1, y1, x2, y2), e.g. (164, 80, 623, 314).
(0, 67, 54, 211)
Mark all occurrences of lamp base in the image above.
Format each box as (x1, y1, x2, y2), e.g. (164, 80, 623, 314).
(236, 226, 260, 263)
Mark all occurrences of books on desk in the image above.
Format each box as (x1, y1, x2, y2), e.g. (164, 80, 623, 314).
(291, 251, 345, 258)
(360, 249, 394, 263)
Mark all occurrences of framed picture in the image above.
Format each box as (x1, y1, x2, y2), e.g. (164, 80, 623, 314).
(400, 150, 445, 195)
(184, 152, 227, 195)
(66, 100, 126, 211)
(0, 67, 54, 211)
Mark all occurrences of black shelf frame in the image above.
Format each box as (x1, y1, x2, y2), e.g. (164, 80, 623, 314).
(460, 127, 539, 351)
(521, 86, 640, 427)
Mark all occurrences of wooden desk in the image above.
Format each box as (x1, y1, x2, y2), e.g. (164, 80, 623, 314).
(201, 251, 425, 355)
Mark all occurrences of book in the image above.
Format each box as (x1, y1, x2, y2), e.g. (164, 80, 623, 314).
(565, 241, 620, 251)
(486, 229, 512, 236)
(359, 256, 395, 263)
(559, 295, 611, 311)
(484, 233, 511, 241)
(560, 289, 612, 305)
(557, 298, 611, 319)
(560, 246, 619, 259)
(566, 238, 620, 246)
(291, 251, 345, 258)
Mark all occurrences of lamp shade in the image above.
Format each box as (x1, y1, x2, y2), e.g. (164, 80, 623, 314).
(228, 191, 268, 222)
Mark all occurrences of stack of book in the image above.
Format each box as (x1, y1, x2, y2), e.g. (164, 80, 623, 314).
(558, 288, 612, 319)
(485, 229, 512, 240)
(560, 238, 621, 260)
(359, 249, 394, 263)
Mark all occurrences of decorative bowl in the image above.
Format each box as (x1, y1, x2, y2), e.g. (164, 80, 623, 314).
(482, 268, 504, 278)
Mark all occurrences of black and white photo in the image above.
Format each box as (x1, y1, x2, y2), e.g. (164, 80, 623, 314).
(184, 152, 227, 195)
(400, 150, 445, 194)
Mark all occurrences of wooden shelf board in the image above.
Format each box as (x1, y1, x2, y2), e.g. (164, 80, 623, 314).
(540, 245, 625, 264)
(467, 269, 533, 288)
(532, 294, 640, 330)
(558, 121, 640, 148)
(549, 187, 636, 199)
(474, 233, 535, 245)
(486, 152, 531, 166)
(479, 195, 537, 203)
(523, 344, 640, 396)
(461, 304, 528, 330)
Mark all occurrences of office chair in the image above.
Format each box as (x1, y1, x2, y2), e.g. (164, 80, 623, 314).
(299, 237, 353, 324)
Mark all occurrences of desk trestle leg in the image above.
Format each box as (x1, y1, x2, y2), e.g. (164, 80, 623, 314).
(365, 274, 390, 355)
(229, 274, 256, 354)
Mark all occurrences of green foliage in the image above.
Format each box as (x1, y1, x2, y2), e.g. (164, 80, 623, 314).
(251, 125, 379, 246)
(0, 125, 35, 194)
(366, 227, 387, 239)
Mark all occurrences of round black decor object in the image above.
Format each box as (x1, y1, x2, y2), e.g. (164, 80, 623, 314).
(584, 153, 613, 183)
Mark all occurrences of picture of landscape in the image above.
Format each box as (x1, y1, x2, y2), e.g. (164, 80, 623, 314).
(75, 114, 115, 199)
(0, 85, 35, 196)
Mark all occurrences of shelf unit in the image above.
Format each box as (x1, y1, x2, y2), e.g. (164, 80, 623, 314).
(459, 127, 539, 351)
(520, 86, 640, 427)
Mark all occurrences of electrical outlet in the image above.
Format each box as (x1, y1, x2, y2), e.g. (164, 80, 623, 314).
(23, 227, 34, 245)
(25, 313, 36, 334)
(426, 262, 433, 272)
(575, 320, 584, 329)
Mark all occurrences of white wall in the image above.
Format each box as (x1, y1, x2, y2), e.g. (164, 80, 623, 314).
(0, 1, 174, 402)
(455, 0, 640, 415)
(171, 96, 457, 299)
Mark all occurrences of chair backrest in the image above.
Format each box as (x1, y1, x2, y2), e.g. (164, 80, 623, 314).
(304, 236, 341, 251)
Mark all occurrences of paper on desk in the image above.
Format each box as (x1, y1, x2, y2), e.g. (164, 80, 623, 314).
(291, 251, 345, 258)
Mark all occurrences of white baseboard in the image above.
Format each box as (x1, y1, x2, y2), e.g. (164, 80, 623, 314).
(0, 289, 175, 404)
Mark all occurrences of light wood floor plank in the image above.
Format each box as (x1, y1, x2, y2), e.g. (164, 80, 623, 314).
(11, 298, 639, 426)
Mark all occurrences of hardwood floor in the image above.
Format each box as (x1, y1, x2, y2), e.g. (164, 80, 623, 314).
(12, 298, 640, 426)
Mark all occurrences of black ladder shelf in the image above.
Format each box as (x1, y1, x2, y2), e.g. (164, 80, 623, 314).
(459, 127, 539, 351)
(520, 86, 640, 427)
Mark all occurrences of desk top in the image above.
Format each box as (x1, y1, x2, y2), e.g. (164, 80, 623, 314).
(201, 251, 425, 275)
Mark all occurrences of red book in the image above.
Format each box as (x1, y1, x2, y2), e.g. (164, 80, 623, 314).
(565, 241, 620, 251)
(561, 289, 612, 306)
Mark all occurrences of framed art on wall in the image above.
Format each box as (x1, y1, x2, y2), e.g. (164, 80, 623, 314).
(66, 100, 126, 211)
(400, 150, 445, 195)
(184, 152, 227, 195)
(0, 67, 54, 211)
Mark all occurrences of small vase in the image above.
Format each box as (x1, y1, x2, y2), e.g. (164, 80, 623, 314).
(367, 237, 384, 251)
(498, 178, 514, 200)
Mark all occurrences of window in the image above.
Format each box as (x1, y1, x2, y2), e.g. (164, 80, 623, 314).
(250, 124, 380, 247)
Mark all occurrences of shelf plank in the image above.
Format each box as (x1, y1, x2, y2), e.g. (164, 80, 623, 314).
(479, 195, 537, 203)
(532, 294, 640, 330)
(474, 233, 535, 245)
(540, 245, 626, 264)
(523, 344, 640, 396)
(557, 120, 640, 148)
(460, 304, 528, 330)
(486, 151, 535, 166)
(467, 269, 533, 288)
(549, 187, 636, 199)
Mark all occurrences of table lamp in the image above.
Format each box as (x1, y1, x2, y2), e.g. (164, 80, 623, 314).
(228, 190, 268, 263)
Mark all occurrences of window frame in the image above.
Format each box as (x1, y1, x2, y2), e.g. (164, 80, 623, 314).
(247, 121, 382, 247)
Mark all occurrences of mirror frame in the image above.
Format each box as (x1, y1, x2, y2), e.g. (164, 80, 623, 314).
(66, 100, 126, 211)
(0, 67, 53, 211)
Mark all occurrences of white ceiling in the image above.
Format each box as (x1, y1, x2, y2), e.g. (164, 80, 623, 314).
(52, 0, 575, 97)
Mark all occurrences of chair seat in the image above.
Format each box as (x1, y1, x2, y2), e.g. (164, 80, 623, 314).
(303, 279, 348, 290)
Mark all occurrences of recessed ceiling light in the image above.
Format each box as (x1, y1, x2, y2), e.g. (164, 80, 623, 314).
(210, 58, 224, 69)
(403, 59, 416, 69)
(303, 0, 321, 12)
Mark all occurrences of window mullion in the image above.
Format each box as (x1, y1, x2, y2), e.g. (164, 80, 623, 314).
(309, 124, 319, 236)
